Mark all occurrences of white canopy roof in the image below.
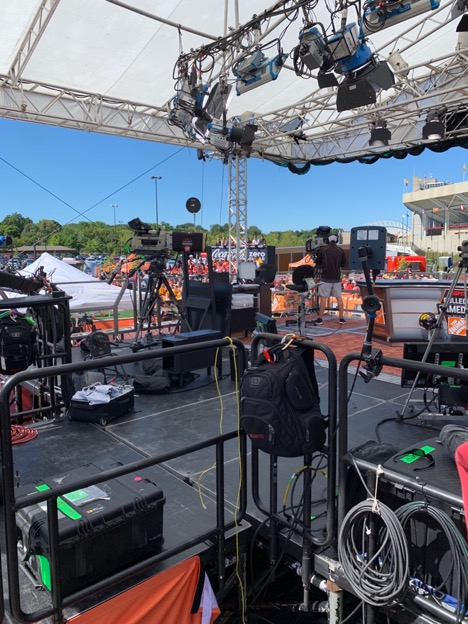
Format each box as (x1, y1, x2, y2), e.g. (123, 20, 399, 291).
(0, 0, 467, 164)
(18, 253, 133, 312)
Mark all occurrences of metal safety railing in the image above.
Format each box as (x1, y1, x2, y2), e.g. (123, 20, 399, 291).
(0, 337, 248, 624)
(338, 352, 468, 624)
(249, 334, 338, 550)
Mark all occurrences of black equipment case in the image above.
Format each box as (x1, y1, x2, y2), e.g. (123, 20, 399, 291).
(16, 462, 165, 596)
(68, 384, 134, 426)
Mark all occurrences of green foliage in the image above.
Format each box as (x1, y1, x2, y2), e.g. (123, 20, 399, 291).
(0, 213, 33, 240)
(1, 212, 334, 255)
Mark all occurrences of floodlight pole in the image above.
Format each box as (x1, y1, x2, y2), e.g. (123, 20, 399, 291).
(150, 176, 162, 227)
(111, 204, 118, 250)
(228, 152, 248, 280)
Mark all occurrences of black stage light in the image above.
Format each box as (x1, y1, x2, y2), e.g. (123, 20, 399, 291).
(422, 108, 446, 140)
(457, 13, 468, 31)
(369, 119, 391, 147)
(318, 71, 339, 89)
(336, 59, 394, 112)
(280, 117, 304, 133)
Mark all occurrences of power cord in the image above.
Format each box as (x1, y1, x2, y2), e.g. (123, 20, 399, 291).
(395, 501, 468, 624)
(338, 465, 409, 607)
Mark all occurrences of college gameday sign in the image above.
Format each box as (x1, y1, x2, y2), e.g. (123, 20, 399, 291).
(439, 288, 468, 335)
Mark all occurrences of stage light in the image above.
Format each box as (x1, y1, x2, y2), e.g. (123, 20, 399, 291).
(233, 50, 288, 95)
(308, 22, 395, 112)
(422, 108, 446, 140)
(387, 51, 409, 78)
(363, 0, 441, 34)
(294, 26, 329, 71)
(457, 13, 468, 31)
(279, 117, 305, 133)
(453, 0, 468, 31)
(208, 122, 258, 153)
(369, 119, 391, 147)
(335, 42, 395, 112)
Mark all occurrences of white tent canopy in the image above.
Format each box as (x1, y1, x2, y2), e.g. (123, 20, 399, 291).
(16, 253, 134, 312)
(0, 0, 467, 164)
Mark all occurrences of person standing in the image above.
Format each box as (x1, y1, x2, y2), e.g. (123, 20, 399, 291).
(314, 234, 346, 325)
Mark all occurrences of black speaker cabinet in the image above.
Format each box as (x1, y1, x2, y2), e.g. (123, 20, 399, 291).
(162, 329, 222, 385)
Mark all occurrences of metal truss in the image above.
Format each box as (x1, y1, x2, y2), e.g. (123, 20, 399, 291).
(228, 154, 248, 275)
(0, 1, 467, 165)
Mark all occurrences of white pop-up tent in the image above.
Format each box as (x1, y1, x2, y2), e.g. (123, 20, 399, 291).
(16, 253, 134, 312)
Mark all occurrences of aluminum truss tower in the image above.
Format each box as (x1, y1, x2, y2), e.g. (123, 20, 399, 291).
(228, 152, 248, 278)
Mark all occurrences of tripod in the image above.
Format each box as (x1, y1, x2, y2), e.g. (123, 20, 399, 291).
(132, 257, 191, 350)
(399, 249, 468, 419)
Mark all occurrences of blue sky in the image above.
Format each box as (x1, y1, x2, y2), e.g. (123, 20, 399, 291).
(0, 117, 466, 234)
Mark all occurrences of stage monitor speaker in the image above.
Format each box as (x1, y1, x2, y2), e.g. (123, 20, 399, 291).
(401, 342, 468, 389)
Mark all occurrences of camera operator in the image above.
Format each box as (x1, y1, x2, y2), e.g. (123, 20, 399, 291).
(314, 234, 346, 325)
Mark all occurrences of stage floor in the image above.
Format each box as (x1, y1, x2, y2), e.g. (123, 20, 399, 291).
(4, 336, 462, 622)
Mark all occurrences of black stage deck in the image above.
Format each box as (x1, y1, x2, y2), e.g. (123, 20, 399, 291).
(4, 340, 466, 623)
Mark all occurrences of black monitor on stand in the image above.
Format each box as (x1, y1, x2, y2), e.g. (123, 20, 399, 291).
(349, 226, 387, 381)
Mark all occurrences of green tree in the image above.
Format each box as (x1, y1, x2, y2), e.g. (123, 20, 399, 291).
(174, 223, 207, 233)
(0, 213, 33, 240)
(247, 225, 263, 238)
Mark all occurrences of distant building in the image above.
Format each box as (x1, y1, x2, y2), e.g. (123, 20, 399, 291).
(16, 245, 77, 258)
(403, 176, 468, 257)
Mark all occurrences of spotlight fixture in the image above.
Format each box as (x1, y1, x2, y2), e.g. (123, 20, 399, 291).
(279, 117, 305, 133)
(335, 42, 395, 112)
(369, 119, 391, 147)
(422, 108, 447, 140)
(208, 122, 258, 154)
(233, 48, 288, 95)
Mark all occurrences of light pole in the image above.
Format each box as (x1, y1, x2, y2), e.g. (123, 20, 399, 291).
(110, 204, 118, 251)
(150, 176, 162, 227)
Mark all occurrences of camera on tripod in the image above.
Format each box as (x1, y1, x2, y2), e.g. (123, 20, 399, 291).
(128, 218, 173, 257)
(305, 225, 332, 260)
(128, 217, 206, 258)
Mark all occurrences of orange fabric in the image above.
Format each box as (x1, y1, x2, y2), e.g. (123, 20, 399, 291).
(67, 556, 220, 624)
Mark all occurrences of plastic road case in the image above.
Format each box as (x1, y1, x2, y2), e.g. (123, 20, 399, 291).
(16, 462, 165, 596)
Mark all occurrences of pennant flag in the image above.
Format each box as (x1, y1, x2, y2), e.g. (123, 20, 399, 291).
(404, 178, 409, 186)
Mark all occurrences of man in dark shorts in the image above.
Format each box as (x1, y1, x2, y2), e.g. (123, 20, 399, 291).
(314, 235, 346, 325)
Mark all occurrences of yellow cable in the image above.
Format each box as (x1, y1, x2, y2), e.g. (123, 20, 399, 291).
(229, 337, 247, 623)
(282, 464, 327, 508)
(196, 346, 224, 509)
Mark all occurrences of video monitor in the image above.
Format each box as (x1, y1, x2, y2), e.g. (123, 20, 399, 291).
(255, 313, 277, 334)
(401, 342, 468, 388)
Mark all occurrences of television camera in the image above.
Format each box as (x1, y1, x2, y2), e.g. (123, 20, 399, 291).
(305, 225, 333, 260)
(128, 218, 206, 263)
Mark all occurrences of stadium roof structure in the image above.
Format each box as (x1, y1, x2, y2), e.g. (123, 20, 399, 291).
(0, 0, 467, 170)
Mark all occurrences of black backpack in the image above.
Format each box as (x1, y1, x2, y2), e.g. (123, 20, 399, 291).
(0, 313, 37, 375)
(240, 344, 326, 457)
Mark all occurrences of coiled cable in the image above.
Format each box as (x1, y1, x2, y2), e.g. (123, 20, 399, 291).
(395, 502, 468, 623)
(11, 424, 38, 444)
(338, 499, 409, 607)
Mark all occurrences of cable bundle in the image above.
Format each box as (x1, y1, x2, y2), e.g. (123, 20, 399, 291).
(338, 499, 409, 606)
(10, 424, 38, 444)
(395, 502, 468, 623)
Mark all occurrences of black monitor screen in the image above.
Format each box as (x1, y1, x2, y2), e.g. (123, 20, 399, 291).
(255, 313, 277, 334)
(401, 342, 468, 388)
